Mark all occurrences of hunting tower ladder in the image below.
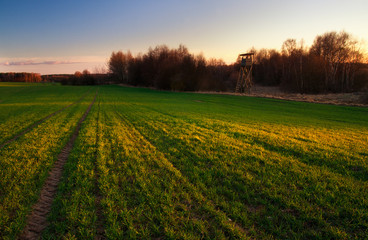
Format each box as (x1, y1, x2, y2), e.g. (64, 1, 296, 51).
(235, 53, 254, 93)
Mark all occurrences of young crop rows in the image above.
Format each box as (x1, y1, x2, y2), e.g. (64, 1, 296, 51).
(0, 83, 367, 239)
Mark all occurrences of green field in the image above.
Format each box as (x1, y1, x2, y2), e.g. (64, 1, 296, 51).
(0, 83, 367, 239)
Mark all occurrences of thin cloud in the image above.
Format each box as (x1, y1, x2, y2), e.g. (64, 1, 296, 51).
(1, 60, 81, 66)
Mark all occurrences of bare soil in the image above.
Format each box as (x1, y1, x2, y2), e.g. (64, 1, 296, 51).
(19, 93, 97, 240)
(197, 85, 368, 107)
(247, 85, 368, 107)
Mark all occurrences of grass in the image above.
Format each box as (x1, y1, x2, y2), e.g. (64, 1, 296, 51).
(0, 83, 92, 143)
(0, 84, 95, 239)
(0, 83, 367, 239)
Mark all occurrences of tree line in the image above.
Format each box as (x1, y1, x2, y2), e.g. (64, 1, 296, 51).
(1, 31, 366, 93)
(58, 70, 104, 85)
(0, 72, 42, 83)
(253, 31, 367, 93)
(109, 44, 236, 91)
(109, 31, 367, 93)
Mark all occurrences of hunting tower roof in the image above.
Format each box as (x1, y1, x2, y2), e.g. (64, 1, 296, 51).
(239, 53, 254, 56)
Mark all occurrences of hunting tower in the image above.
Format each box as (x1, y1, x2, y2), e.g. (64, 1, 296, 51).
(235, 53, 254, 93)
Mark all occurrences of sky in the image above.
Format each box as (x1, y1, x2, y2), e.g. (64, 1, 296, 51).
(0, 0, 367, 75)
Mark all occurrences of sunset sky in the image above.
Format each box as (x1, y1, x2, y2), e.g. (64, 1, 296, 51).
(1, 0, 367, 75)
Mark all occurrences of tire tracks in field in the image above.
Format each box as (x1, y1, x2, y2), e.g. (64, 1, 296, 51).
(93, 96, 107, 239)
(19, 93, 97, 240)
(0, 92, 91, 150)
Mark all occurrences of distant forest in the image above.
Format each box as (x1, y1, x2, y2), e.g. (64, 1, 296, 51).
(0, 72, 42, 83)
(107, 31, 367, 93)
(1, 31, 367, 94)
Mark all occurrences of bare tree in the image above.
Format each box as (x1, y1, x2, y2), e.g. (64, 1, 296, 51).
(108, 51, 132, 83)
(282, 39, 305, 92)
(93, 65, 107, 74)
(342, 38, 364, 91)
(310, 31, 361, 91)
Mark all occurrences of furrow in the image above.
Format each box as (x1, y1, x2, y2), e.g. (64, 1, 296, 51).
(139, 104, 368, 181)
(18, 93, 97, 240)
(0, 91, 90, 150)
(94, 97, 106, 239)
(112, 108, 249, 239)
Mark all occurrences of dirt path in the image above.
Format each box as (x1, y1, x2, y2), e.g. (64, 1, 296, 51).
(197, 85, 368, 107)
(247, 85, 368, 107)
(0, 92, 90, 150)
(19, 93, 97, 240)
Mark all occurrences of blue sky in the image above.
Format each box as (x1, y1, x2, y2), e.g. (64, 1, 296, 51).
(0, 0, 367, 74)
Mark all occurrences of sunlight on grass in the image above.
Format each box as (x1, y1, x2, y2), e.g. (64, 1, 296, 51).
(0, 83, 367, 239)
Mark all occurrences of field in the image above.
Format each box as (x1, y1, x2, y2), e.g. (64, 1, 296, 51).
(0, 83, 367, 239)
